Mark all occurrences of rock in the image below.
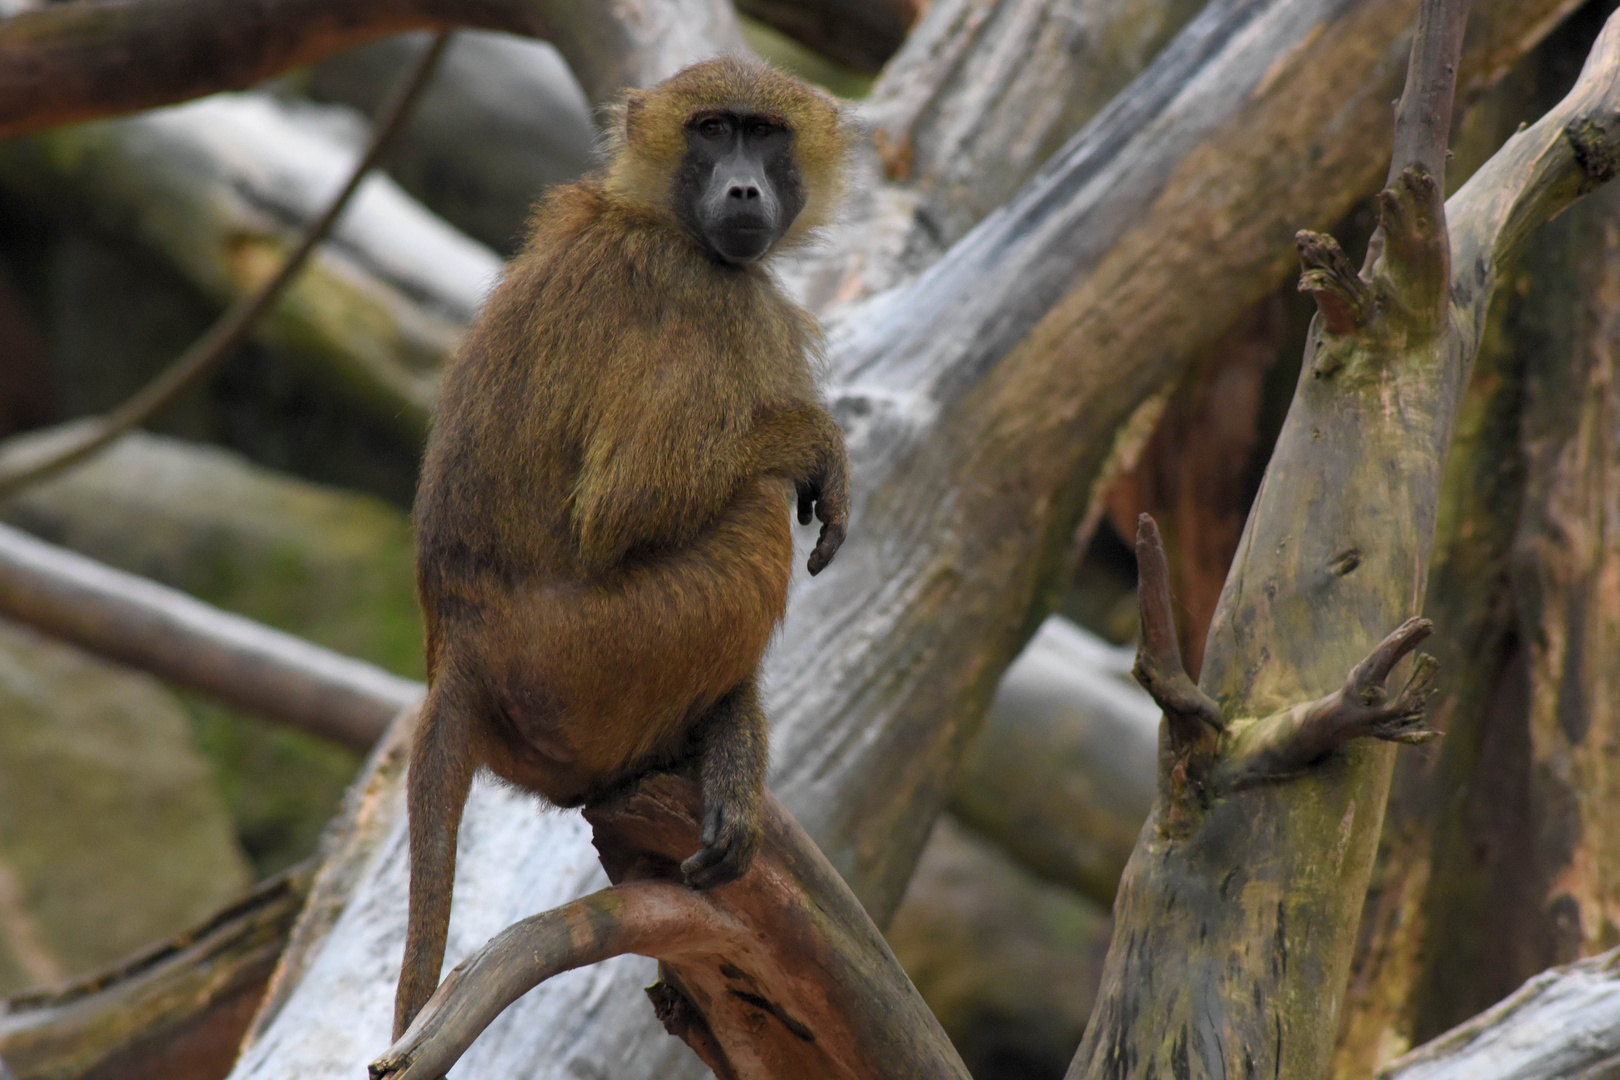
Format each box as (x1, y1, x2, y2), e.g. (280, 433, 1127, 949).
(0, 618, 251, 995)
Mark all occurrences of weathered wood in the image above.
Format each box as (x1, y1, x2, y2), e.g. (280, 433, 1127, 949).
(0, 435, 1155, 908)
(1334, 22, 1620, 1067)
(786, 0, 1212, 310)
(370, 775, 970, 1080)
(0, 520, 421, 749)
(0, 0, 744, 138)
(734, 0, 918, 73)
(1328, 35, 1568, 1075)
(1069, 4, 1620, 1078)
(0, 30, 451, 498)
(950, 616, 1157, 906)
(1510, 173, 1620, 973)
(230, 1, 1583, 1076)
(0, 866, 311, 1080)
(0, 94, 498, 434)
(1374, 948, 1620, 1080)
(305, 31, 595, 255)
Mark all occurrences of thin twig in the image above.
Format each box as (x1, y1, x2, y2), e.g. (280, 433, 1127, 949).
(1215, 617, 1439, 790)
(1131, 513, 1223, 747)
(1387, 0, 1472, 189)
(0, 29, 454, 500)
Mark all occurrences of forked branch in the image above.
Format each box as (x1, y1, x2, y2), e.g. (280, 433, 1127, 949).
(368, 774, 970, 1080)
(1216, 619, 1439, 789)
(1131, 514, 1223, 750)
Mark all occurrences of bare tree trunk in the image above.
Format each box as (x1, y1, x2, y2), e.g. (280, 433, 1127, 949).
(1511, 168, 1620, 974)
(1068, 4, 1620, 1077)
(1335, 9, 1620, 1068)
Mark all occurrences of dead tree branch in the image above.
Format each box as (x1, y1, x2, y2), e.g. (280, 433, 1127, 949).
(1374, 949, 1620, 1080)
(370, 775, 970, 1080)
(0, 866, 313, 1080)
(0, 0, 745, 137)
(1216, 618, 1440, 788)
(1131, 514, 1223, 750)
(0, 521, 419, 749)
(0, 31, 451, 499)
(226, 2, 1589, 1077)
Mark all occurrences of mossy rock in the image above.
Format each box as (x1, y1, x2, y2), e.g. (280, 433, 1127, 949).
(0, 431, 424, 876)
(0, 618, 252, 994)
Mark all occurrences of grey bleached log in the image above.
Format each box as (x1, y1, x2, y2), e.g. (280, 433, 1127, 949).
(0, 518, 422, 750)
(234, 1, 1579, 1077)
(782, 0, 1209, 311)
(1374, 949, 1620, 1080)
(0, 92, 502, 432)
(0, 0, 746, 137)
(305, 30, 596, 254)
(950, 616, 1156, 906)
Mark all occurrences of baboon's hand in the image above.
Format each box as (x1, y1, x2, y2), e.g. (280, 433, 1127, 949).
(680, 799, 761, 888)
(799, 471, 848, 576)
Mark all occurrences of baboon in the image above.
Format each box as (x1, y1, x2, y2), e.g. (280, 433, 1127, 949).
(395, 57, 852, 1038)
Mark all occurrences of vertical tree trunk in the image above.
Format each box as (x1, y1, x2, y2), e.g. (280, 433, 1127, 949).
(1068, 6, 1620, 1077)
(1511, 177, 1620, 972)
(1335, 8, 1620, 1068)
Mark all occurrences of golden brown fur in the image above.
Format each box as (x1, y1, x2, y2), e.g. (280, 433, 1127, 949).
(394, 57, 850, 1040)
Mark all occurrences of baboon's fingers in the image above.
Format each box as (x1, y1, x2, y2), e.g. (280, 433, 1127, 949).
(807, 519, 846, 575)
(680, 805, 759, 888)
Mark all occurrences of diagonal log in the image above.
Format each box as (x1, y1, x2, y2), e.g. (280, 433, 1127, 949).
(0, 520, 421, 749)
(0, 0, 745, 136)
(1068, 3, 1620, 1078)
(1374, 948, 1620, 1080)
(370, 775, 970, 1080)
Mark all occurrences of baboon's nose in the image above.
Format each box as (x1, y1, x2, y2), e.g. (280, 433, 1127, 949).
(727, 184, 761, 201)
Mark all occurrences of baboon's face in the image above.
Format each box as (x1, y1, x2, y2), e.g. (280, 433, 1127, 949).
(673, 111, 805, 265)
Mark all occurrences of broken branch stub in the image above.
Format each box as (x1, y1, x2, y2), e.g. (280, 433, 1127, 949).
(1068, 0, 1484, 1077)
(1132, 514, 1442, 796)
(368, 774, 970, 1080)
(1131, 513, 1222, 748)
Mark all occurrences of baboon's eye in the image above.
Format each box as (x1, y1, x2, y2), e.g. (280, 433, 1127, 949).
(747, 121, 776, 139)
(697, 117, 728, 140)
